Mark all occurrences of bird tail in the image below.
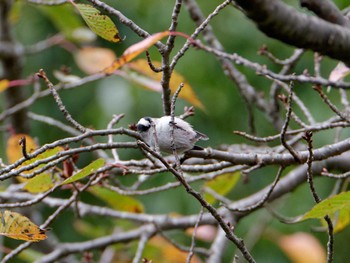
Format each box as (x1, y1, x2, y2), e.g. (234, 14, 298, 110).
(191, 145, 204, 151)
(196, 131, 209, 140)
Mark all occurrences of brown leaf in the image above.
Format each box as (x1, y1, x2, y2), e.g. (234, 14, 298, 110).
(75, 47, 117, 74)
(104, 31, 170, 74)
(0, 210, 47, 242)
(278, 232, 326, 263)
(186, 225, 217, 242)
(148, 236, 202, 263)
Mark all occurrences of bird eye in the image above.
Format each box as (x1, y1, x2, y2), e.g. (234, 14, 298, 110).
(137, 124, 150, 132)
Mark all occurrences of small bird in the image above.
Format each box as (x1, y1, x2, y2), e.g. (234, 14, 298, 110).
(136, 116, 208, 154)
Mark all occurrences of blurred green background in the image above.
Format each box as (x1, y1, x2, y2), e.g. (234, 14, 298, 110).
(1, 0, 350, 262)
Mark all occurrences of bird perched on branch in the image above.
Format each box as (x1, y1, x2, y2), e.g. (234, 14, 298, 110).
(136, 116, 208, 154)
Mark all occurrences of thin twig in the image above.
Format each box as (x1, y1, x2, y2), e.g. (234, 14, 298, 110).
(155, 225, 210, 256)
(19, 136, 30, 159)
(0, 75, 41, 122)
(202, 187, 232, 205)
(0, 183, 61, 209)
(37, 69, 87, 133)
(321, 170, 350, 179)
(280, 81, 301, 162)
(207, 227, 228, 263)
(132, 232, 153, 263)
(145, 51, 162, 72)
(186, 207, 204, 263)
(195, 42, 350, 89)
(314, 84, 350, 123)
(87, 0, 164, 49)
(228, 166, 284, 212)
(0, 128, 140, 177)
(303, 131, 334, 263)
(170, 83, 185, 167)
(172, 0, 233, 69)
(107, 114, 125, 162)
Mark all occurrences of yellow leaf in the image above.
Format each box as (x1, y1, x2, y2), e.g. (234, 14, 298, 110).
(6, 134, 37, 164)
(6, 135, 62, 183)
(203, 172, 240, 204)
(318, 206, 350, 233)
(0, 79, 10, 93)
(23, 173, 57, 193)
(278, 232, 326, 263)
(0, 210, 47, 242)
(89, 186, 144, 213)
(73, 3, 121, 43)
(332, 208, 350, 233)
(7, 134, 38, 182)
(124, 59, 204, 109)
(146, 236, 202, 263)
(104, 31, 170, 74)
(75, 47, 117, 74)
(21, 147, 62, 175)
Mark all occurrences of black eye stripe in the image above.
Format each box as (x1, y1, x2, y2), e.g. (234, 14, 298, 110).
(137, 124, 150, 132)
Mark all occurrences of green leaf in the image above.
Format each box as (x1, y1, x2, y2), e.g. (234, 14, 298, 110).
(62, 158, 105, 185)
(204, 172, 240, 204)
(73, 219, 109, 238)
(23, 173, 57, 193)
(18, 249, 44, 263)
(74, 3, 121, 43)
(38, 4, 85, 40)
(89, 186, 144, 213)
(332, 207, 350, 232)
(302, 191, 350, 220)
(318, 207, 350, 233)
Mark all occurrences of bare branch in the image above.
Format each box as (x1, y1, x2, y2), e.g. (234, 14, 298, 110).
(300, 0, 350, 27)
(186, 207, 204, 263)
(233, 0, 350, 66)
(280, 82, 301, 162)
(37, 69, 87, 133)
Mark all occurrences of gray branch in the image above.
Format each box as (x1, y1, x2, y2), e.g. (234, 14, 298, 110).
(233, 0, 350, 65)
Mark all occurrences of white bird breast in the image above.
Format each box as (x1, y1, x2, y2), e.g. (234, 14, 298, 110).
(155, 116, 198, 153)
(136, 116, 207, 154)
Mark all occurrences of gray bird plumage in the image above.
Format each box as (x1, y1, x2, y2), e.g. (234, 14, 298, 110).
(136, 116, 208, 154)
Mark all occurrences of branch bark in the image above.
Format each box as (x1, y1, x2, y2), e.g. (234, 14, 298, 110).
(233, 0, 350, 65)
(300, 0, 350, 27)
(188, 137, 350, 166)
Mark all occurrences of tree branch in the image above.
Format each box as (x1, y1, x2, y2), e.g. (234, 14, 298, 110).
(233, 0, 350, 65)
(300, 0, 350, 27)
